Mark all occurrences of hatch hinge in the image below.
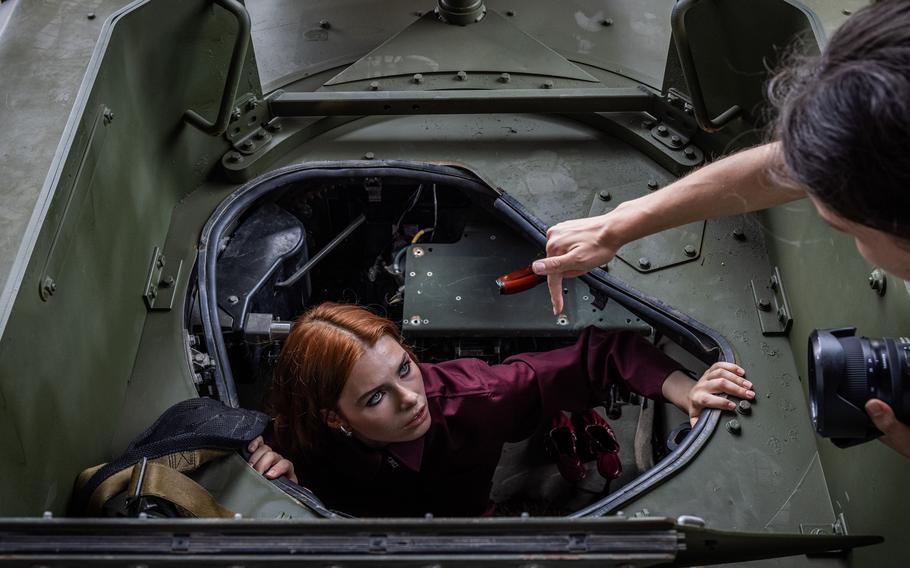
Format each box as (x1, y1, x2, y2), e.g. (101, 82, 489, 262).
(800, 513, 850, 553)
(750, 266, 792, 336)
(222, 92, 276, 164)
(143, 246, 183, 311)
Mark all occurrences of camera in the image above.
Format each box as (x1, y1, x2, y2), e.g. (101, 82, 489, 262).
(808, 328, 910, 447)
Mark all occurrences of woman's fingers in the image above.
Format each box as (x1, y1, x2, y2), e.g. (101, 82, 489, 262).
(247, 435, 264, 454)
(696, 392, 738, 412)
(703, 377, 755, 400)
(247, 444, 273, 471)
(265, 459, 298, 483)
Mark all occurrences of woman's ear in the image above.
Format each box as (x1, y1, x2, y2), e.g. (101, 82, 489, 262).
(321, 409, 343, 430)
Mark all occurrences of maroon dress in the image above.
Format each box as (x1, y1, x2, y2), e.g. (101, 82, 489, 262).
(293, 327, 682, 517)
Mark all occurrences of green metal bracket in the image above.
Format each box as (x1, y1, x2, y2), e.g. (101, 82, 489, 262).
(142, 246, 182, 312)
(182, 0, 251, 136)
(751, 266, 793, 336)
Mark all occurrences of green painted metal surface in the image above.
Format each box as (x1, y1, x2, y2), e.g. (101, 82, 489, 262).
(0, 0, 905, 566)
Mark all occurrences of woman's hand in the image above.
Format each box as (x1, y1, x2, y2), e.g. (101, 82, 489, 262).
(532, 213, 622, 315)
(247, 436, 298, 483)
(686, 363, 755, 426)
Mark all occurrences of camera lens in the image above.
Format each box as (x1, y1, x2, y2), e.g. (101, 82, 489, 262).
(808, 328, 910, 447)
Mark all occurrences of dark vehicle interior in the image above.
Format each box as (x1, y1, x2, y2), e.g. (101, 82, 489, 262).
(187, 171, 706, 516)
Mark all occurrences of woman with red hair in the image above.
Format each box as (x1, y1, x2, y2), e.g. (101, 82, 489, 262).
(246, 302, 753, 516)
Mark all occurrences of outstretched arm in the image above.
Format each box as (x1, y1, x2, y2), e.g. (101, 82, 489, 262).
(533, 143, 805, 314)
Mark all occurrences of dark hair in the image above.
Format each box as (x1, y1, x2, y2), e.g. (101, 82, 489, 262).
(769, 0, 910, 240)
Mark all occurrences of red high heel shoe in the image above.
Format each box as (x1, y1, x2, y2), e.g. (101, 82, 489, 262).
(578, 409, 622, 481)
(545, 412, 586, 483)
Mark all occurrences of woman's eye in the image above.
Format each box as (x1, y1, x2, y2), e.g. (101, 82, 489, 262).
(366, 391, 384, 407)
(399, 360, 411, 377)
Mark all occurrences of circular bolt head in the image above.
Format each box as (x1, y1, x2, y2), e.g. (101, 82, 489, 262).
(684, 147, 696, 159)
(684, 245, 697, 257)
(732, 227, 746, 241)
(647, 179, 659, 190)
(842, 9, 852, 15)
(246, 98, 259, 111)
(556, 315, 569, 326)
(227, 152, 243, 163)
(227, 295, 239, 305)
(757, 298, 771, 311)
(455, 296, 462, 301)
(456, 71, 467, 81)
(230, 107, 241, 122)
(542, 80, 554, 89)
(670, 135, 681, 145)
(601, 18, 613, 26)
(506, 10, 515, 17)
(413, 73, 424, 84)
(87, 12, 96, 20)
(369, 81, 380, 90)
(499, 72, 511, 83)
(656, 125, 668, 136)
(412, 247, 424, 257)
(777, 307, 786, 322)
(364, 151, 375, 160)
(725, 419, 742, 435)
(638, 257, 651, 269)
(598, 191, 612, 202)
(240, 140, 254, 150)
(319, 19, 331, 29)
(737, 400, 752, 415)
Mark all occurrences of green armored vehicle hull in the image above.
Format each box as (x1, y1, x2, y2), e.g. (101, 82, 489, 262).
(0, 0, 906, 565)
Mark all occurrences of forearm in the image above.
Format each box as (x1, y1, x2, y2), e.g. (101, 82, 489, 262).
(601, 142, 804, 250)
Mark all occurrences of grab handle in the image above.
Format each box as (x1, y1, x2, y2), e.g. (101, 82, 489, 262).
(183, 0, 251, 136)
(670, 0, 742, 132)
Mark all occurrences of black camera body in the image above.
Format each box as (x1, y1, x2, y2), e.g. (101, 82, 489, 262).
(808, 328, 910, 448)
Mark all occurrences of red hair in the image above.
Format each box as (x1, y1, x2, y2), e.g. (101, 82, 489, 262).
(269, 302, 413, 455)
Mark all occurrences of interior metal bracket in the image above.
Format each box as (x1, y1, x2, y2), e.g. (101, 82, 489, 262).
(143, 246, 183, 311)
(751, 266, 792, 336)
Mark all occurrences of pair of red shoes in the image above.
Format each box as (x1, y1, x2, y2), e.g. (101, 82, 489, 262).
(545, 409, 621, 484)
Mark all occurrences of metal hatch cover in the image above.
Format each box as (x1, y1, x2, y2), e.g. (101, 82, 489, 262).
(324, 9, 599, 85)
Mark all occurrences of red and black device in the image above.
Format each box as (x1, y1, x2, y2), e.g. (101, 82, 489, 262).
(495, 265, 546, 295)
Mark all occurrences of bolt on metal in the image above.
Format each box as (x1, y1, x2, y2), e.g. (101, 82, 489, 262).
(684, 147, 697, 159)
(737, 400, 752, 415)
(227, 295, 239, 305)
(725, 419, 742, 435)
(757, 298, 771, 311)
(456, 71, 468, 81)
(413, 73, 424, 84)
(670, 135, 681, 145)
(542, 80, 554, 89)
(499, 72, 511, 83)
(647, 180, 659, 190)
(363, 151, 375, 160)
(601, 18, 613, 26)
(319, 19, 331, 29)
(732, 227, 746, 241)
(656, 125, 668, 136)
(598, 191, 612, 202)
(638, 257, 651, 269)
(369, 81, 380, 90)
(684, 245, 697, 257)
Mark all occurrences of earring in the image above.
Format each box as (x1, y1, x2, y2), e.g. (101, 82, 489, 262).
(339, 424, 353, 437)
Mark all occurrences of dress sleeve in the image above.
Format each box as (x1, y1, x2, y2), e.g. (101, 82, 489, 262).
(479, 327, 683, 442)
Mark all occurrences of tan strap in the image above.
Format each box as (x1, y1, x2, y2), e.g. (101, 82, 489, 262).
(126, 461, 235, 518)
(80, 449, 231, 516)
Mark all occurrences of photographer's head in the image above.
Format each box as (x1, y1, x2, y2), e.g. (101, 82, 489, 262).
(771, 0, 910, 279)
(270, 302, 429, 455)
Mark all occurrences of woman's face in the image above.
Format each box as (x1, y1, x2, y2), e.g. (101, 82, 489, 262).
(329, 334, 431, 446)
